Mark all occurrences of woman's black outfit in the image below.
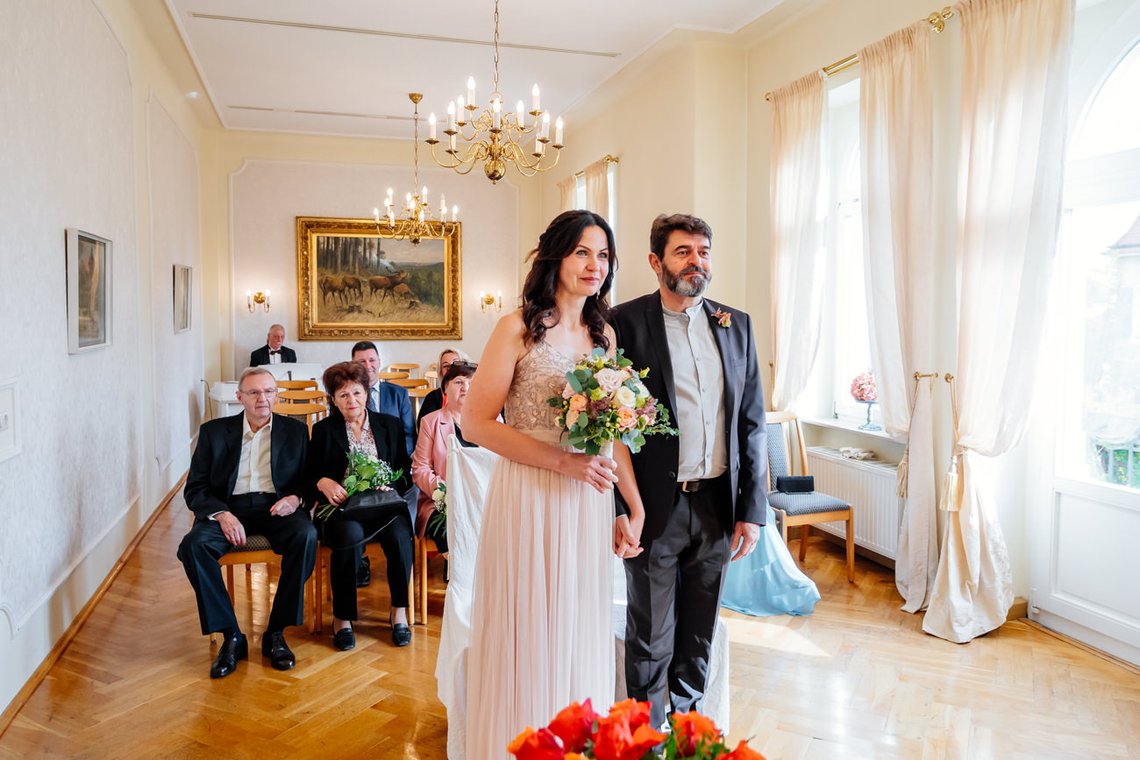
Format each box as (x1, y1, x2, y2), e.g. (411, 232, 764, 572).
(307, 411, 413, 621)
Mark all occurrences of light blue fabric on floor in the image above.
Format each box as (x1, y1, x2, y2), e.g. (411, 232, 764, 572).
(721, 505, 820, 617)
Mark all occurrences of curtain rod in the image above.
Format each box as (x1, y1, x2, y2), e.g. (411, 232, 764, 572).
(763, 6, 955, 101)
(573, 154, 620, 179)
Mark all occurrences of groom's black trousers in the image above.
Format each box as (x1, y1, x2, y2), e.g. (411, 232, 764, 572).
(623, 475, 732, 728)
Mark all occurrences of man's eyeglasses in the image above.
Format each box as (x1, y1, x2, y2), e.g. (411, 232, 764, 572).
(238, 388, 278, 398)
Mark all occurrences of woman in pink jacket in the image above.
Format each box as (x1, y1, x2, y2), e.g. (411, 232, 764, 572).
(411, 361, 477, 554)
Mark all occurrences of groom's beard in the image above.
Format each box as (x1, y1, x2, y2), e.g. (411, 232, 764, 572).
(661, 261, 711, 297)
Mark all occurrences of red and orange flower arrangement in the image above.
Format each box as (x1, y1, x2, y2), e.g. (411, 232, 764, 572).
(509, 699, 765, 760)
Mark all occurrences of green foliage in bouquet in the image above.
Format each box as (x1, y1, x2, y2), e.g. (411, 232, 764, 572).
(313, 449, 403, 521)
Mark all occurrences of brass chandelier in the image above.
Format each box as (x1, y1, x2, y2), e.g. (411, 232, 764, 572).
(425, 0, 564, 184)
(374, 93, 459, 245)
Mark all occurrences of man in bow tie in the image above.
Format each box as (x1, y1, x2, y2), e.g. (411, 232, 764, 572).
(250, 324, 297, 366)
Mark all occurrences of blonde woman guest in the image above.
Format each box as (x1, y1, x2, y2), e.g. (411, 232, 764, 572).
(416, 347, 469, 431)
(411, 360, 478, 554)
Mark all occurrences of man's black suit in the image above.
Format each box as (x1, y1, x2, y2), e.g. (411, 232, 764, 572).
(610, 293, 767, 725)
(249, 344, 297, 366)
(178, 412, 317, 635)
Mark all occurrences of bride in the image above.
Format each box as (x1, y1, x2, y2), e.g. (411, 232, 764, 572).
(462, 210, 644, 758)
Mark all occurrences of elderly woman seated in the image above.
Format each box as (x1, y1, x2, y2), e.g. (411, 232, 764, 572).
(307, 361, 415, 650)
(411, 361, 480, 556)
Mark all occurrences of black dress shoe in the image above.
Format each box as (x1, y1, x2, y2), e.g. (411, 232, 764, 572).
(333, 627, 356, 651)
(210, 631, 248, 679)
(261, 631, 296, 670)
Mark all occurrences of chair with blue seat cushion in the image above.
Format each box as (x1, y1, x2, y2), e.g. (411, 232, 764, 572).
(766, 411, 855, 582)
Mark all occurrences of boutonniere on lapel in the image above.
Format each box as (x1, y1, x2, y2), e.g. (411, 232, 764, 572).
(712, 307, 732, 328)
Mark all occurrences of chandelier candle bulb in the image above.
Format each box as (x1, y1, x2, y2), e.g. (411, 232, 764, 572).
(447, 101, 456, 131)
(452, 204, 458, 220)
(492, 98, 501, 130)
(541, 112, 550, 140)
(554, 117, 564, 146)
(456, 96, 465, 124)
(516, 100, 525, 126)
(428, 113, 437, 140)
(532, 83, 540, 112)
(467, 77, 475, 106)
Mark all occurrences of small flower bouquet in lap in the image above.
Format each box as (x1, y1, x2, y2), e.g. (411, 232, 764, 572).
(547, 348, 676, 455)
(509, 699, 765, 760)
(314, 449, 404, 521)
(427, 481, 446, 537)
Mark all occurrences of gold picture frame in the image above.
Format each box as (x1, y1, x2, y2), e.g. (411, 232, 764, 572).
(296, 216, 462, 341)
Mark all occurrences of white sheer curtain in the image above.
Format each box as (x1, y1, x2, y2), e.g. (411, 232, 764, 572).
(583, 158, 610, 218)
(770, 71, 827, 410)
(859, 24, 939, 613)
(923, 0, 1074, 643)
(557, 176, 576, 213)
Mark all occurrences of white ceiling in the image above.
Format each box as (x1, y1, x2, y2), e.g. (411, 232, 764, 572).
(163, 0, 793, 139)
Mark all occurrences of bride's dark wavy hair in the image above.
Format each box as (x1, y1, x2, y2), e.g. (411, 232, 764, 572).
(521, 210, 617, 349)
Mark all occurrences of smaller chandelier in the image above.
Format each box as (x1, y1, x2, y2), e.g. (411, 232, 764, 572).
(375, 93, 459, 245)
(425, 0, 564, 184)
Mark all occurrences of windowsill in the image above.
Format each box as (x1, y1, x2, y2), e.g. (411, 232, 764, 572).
(800, 415, 906, 444)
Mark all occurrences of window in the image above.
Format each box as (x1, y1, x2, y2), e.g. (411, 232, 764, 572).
(803, 77, 874, 424)
(1060, 40, 1140, 490)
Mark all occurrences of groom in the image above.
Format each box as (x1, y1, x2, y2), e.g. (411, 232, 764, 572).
(611, 213, 767, 728)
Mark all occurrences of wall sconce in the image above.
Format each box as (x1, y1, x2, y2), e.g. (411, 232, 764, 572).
(479, 290, 503, 314)
(247, 289, 270, 313)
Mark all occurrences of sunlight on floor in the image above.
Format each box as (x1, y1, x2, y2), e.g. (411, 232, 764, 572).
(723, 615, 832, 658)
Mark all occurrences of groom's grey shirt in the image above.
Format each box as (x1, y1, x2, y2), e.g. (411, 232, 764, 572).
(661, 302, 726, 481)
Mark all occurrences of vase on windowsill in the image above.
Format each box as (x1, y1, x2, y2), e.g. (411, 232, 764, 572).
(859, 401, 881, 431)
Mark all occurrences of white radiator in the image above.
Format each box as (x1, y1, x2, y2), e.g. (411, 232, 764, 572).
(804, 447, 903, 560)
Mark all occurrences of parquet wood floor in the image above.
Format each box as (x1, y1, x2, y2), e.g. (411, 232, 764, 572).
(1, 495, 1136, 759)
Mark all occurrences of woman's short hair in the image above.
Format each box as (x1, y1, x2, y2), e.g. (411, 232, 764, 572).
(438, 347, 469, 368)
(521, 210, 616, 350)
(441, 361, 477, 391)
(322, 361, 370, 399)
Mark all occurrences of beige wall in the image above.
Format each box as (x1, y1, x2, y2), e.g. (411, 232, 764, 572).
(0, 0, 205, 717)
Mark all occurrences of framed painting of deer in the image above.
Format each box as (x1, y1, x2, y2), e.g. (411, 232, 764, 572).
(296, 216, 461, 340)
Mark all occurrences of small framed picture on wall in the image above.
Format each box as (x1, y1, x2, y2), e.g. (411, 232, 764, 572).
(173, 264, 192, 333)
(65, 228, 112, 353)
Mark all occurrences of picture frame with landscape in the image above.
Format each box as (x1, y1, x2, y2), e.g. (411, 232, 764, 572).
(296, 216, 461, 340)
(65, 228, 112, 354)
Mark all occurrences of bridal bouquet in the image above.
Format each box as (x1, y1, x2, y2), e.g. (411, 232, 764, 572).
(313, 449, 403, 521)
(509, 699, 765, 760)
(850, 371, 878, 402)
(547, 349, 676, 455)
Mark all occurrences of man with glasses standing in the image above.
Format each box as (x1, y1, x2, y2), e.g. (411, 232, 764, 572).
(177, 367, 317, 679)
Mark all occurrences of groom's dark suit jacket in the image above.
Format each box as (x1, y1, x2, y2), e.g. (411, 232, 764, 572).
(250, 344, 297, 366)
(184, 412, 309, 521)
(611, 293, 767, 544)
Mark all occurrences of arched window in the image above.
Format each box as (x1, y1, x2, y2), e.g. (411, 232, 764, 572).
(1060, 39, 1140, 490)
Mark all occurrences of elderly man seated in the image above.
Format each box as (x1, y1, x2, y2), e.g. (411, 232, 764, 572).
(250, 324, 297, 366)
(177, 367, 317, 678)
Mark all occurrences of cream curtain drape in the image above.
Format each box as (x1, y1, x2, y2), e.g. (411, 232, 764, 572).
(557, 176, 576, 213)
(770, 72, 827, 411)
(859, 24, 939, 613)
(583, 158, 610, 218)
(923, 0, 1074, 643)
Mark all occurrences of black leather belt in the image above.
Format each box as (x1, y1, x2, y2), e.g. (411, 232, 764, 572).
(229, 492, 277, 509)
(679, 479, 711, 493)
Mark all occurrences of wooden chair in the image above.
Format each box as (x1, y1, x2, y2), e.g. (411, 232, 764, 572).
(389, 377, 429, 390)
(277, 389, 327, 405)
(313, 543, 415, 633)
(423, 369, 440, 389)
(406, 385, 432, 419)
(387, 362, 420, 376)
(216, 537, 316, 638)
(272, 401, 328, 435)
(277, 379, 317, 390)
(378, 370, 410, 381)
(766, 411, 855, 582)
(415, 536, 444, 624)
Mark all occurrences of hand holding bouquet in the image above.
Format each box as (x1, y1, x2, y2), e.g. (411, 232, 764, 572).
(314, 449, 403, 521)
(547, 349, 676, 455)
